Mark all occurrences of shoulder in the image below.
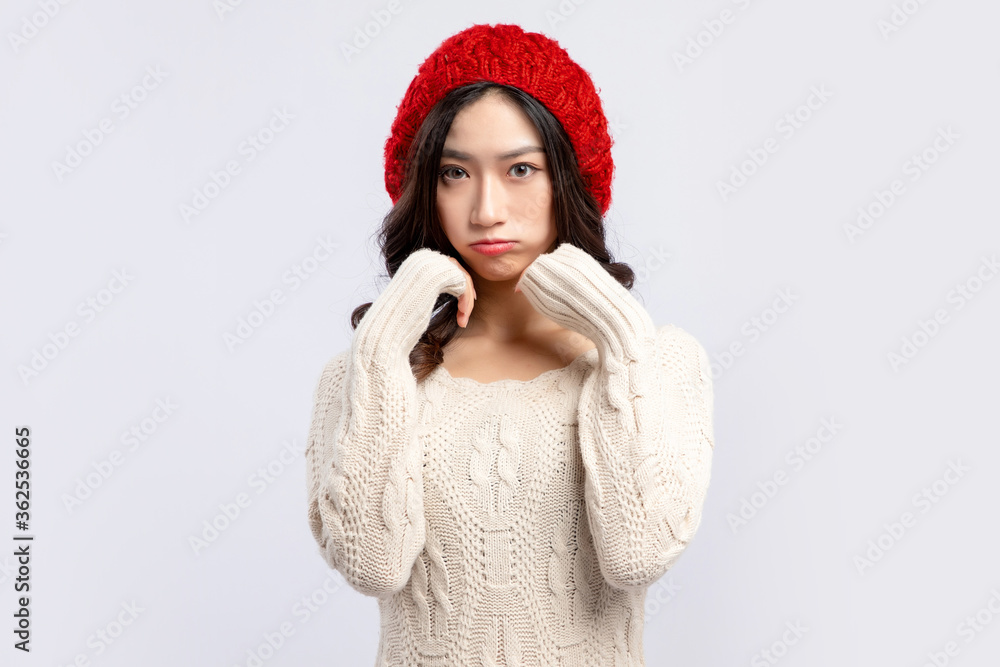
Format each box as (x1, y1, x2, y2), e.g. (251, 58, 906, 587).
(653, 324, 712, 386)
(654, 323, 706, 351)
(312, 348, 351, 397)
(323, 348, 350, 376)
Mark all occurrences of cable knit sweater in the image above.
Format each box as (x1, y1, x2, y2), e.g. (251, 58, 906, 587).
(305, 242, 715, 666)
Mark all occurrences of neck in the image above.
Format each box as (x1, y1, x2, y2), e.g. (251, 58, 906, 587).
(460, 274, 559, 342)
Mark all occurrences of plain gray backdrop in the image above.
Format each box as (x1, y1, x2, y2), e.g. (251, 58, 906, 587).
(2, 0, 999, 665)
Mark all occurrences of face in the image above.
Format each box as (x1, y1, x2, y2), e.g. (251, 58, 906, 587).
(435, 91, 557, 283)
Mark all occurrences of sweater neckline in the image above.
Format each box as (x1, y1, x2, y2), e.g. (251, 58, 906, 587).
(426, 347, 598, 389)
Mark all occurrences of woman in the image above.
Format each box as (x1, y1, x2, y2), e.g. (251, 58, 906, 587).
(305, 23, 715, 666)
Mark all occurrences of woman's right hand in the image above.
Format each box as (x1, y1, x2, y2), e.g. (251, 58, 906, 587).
(445, 256, 476, 328)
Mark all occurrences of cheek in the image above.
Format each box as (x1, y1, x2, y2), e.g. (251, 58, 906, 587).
(434, 190, 449, 220)
(436, 187, 460, 212)
(521, 181, 553, 221)
(436, 197, 462, 240)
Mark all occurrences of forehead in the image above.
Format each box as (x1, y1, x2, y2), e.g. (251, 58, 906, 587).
(444, 94, 543, 153)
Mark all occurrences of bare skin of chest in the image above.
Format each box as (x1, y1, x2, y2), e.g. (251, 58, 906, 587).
(439, 328, 596, 383)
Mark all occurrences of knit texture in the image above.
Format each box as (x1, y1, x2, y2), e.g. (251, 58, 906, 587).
(305, 243, 714, 666)
(383, 23, 615, 215)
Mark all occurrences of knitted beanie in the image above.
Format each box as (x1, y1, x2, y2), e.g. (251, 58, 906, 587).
(383, 23, 615, 215)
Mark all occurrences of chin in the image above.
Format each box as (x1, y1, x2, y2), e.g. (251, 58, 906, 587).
(465, 256, 523, 282)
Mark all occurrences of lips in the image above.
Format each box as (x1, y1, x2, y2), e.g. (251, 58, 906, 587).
(470, 240, 516, 256)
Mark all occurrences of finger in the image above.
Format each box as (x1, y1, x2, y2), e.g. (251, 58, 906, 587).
(464, 289, 474, 324)
(458, 293, 470, 328)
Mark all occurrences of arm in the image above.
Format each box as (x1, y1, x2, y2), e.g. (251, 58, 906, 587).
(305, 248, 467, 597)
(518, 242, 715, 590)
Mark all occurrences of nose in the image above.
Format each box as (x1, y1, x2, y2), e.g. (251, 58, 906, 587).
(470, 171, 507, 226)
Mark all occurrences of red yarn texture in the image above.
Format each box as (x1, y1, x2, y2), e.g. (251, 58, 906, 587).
(383, 23, 615, 216)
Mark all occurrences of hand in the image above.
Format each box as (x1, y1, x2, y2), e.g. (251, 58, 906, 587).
(445, 256, 477, 328)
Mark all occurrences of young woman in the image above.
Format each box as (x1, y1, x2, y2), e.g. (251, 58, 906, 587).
(305, 23, 715, 666)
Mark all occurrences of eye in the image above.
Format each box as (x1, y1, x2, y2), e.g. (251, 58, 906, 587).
(439, 166, 467, 182)
(510, 163, 536, 178)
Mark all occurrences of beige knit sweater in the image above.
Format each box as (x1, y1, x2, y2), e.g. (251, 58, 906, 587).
(305, 242, 714, 666)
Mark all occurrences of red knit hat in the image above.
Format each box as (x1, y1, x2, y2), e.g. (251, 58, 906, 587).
(383, 23, 615, 215)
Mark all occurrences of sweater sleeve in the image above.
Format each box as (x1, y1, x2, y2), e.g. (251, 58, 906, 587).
(305, 248, 468, 597)
(518, 242, 715, 590)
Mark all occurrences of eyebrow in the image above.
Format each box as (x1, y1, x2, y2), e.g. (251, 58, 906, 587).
(440, 145, 546, 161)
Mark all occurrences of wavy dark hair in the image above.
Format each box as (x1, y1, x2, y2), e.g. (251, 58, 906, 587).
(351, 81, 636, 382)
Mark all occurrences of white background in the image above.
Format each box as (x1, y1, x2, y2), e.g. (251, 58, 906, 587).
(2, 0, 999, 665)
